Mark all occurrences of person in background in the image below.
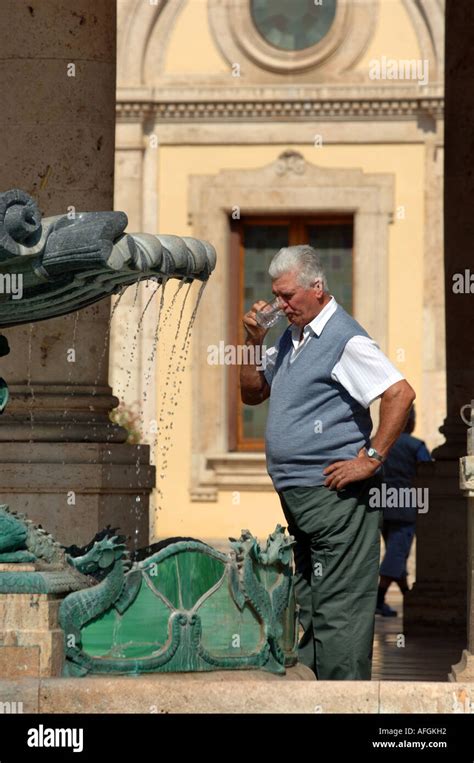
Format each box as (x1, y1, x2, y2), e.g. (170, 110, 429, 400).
(376, 404, 432, 616)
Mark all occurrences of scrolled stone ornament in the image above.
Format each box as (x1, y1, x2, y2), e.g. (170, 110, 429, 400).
(0, 188, 43, 257)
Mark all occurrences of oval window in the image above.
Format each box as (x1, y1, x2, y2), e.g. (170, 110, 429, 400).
(250, 0, 338, 52)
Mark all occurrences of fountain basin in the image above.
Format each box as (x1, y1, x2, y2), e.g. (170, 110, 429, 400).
(0, 506, 298, 677)
(64, 531, 297, 676)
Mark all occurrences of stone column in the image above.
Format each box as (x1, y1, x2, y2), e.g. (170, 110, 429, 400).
(421, 137, 445, 451)
(0, 0, 154, 547)
(404, 0, 472, 635)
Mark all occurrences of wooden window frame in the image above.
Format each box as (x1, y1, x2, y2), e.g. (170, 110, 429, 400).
(229, 214, 354, 452)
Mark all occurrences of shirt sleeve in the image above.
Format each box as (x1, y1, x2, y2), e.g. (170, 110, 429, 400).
(331, 335, 405, 408)
(416, 442, 432, 462)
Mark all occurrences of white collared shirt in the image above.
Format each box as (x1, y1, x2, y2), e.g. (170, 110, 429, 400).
(263, 296, 404, 409)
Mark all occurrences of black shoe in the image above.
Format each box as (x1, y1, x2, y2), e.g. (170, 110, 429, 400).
(375, 603, 398, 617)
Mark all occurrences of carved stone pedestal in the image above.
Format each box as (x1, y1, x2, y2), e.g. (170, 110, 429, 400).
(0, 590, 64, 678)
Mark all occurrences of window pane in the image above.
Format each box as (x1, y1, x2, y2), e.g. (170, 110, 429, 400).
(251, 0, 338, 51)
(241, 225, 289, 442)
(306, 224, 353, 314)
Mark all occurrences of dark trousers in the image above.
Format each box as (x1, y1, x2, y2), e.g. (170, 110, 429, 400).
(380, 519, 415, 579)
(278, 476, 382, 680)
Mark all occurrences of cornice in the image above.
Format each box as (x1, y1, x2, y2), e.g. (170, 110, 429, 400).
(116, 89, 444, 123)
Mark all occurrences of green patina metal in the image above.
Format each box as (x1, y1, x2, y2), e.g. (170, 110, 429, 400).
(59, 526, 297, 676)
(0, 505, 117, 594)
(0, 505, 297, 675)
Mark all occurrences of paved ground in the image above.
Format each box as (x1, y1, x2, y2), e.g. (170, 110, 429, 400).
(371, 587, 464, 682)
(372, 537, 464, 681)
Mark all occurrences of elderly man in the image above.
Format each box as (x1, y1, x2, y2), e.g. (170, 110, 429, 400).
(240, 245, 415, 680)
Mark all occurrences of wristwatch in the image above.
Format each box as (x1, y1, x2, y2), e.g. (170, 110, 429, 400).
(366, 446, 385, 464)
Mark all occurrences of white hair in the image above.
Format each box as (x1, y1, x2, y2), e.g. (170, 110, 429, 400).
(268, 245, 328, 290)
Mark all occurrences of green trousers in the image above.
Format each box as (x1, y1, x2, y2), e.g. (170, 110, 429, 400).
(278, 476, 382, 680)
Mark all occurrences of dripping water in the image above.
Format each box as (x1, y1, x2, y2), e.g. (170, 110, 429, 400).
(152, 280, 207, 511)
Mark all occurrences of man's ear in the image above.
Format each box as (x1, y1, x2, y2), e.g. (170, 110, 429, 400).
(313, 278, 324, 296)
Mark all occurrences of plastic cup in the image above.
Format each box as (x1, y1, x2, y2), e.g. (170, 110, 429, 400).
(255, 298, 285, 329)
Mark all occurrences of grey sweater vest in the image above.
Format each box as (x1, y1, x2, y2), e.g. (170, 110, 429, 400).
(264, 304, 373, 490)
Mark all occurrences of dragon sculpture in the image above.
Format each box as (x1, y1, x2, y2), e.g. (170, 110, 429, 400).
(0, 503, 297, 675)
(229, 525, 296, 669)
(0, 505, 125, 596)
(0, 507, 297, 676)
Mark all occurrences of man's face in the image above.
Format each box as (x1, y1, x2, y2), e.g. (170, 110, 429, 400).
(271, 269, 324, 327)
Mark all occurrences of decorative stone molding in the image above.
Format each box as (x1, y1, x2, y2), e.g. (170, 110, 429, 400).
(117, 0, 169, 87)
(208, 0, 374, 76)
(116, 93, 444, 123)
(402, 0, 445, 81)
(188, 152, 394, 500)
(276, 150, 306, 175)
(190, 454, 274, 501)
(118, 0, 444, 87)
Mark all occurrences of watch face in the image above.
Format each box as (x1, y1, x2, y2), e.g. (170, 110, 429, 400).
(367, 448, 382, 461)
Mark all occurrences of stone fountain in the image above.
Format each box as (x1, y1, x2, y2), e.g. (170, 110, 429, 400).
(0, 189, 297, 679)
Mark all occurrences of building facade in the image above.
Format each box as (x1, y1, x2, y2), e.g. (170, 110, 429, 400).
(112, 0, 445, 543)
